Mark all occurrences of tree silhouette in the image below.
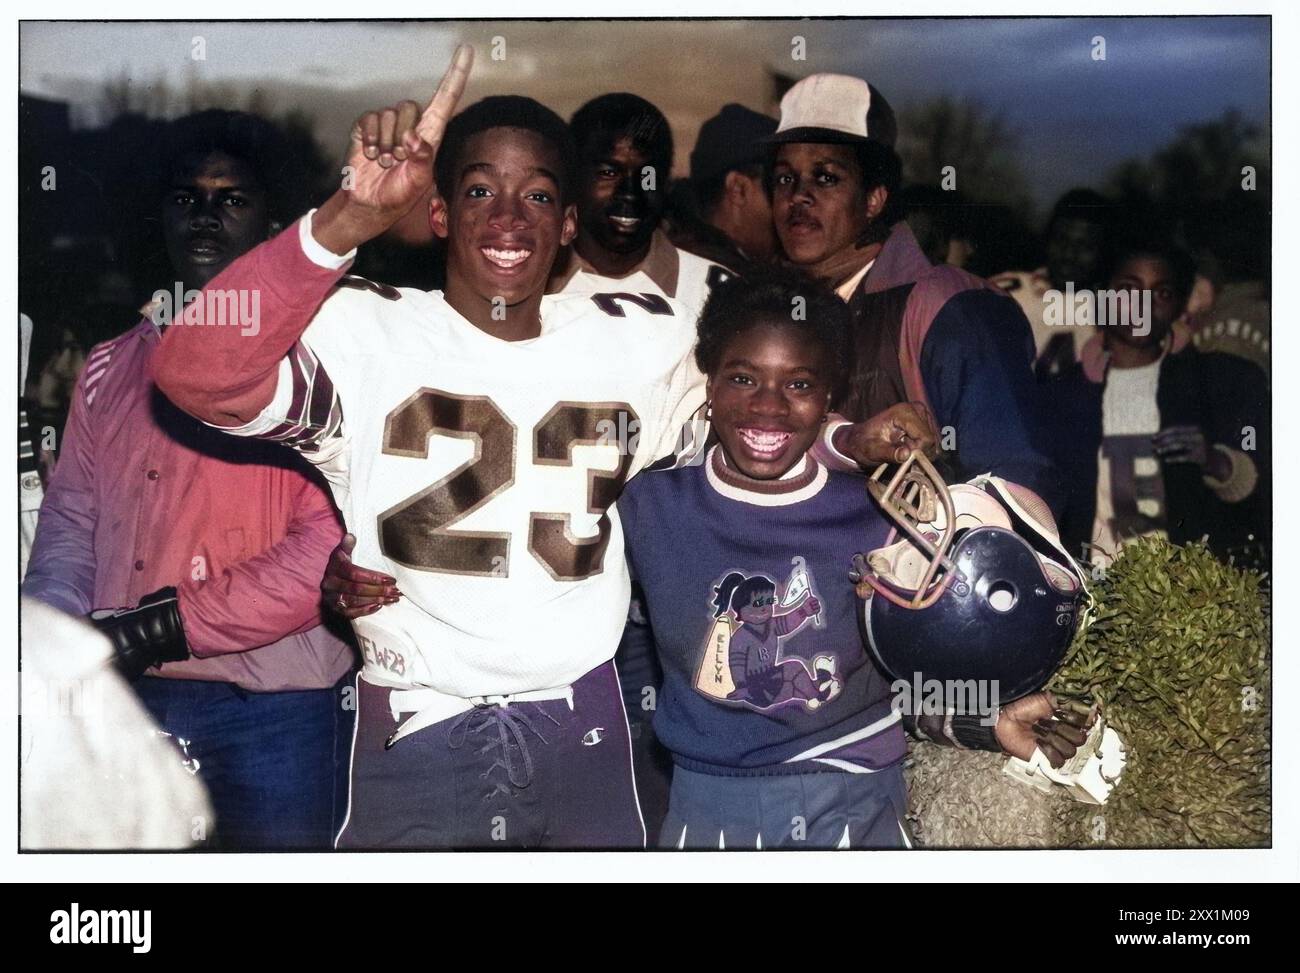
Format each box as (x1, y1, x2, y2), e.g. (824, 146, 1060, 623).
(896, 96, 1033, 215)
(20, 78, 338, 340)
(1106, 110, 1269, 280)
(1108, 110, 1268, 208)
(892, 96, 1037, 275)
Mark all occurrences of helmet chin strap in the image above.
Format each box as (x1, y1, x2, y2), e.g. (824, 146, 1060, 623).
(866, 450, 965, 609)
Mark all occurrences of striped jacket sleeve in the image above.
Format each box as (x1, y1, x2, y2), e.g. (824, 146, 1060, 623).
(21, 351, 105, 615)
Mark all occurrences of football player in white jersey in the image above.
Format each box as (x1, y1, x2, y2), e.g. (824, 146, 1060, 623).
(155, 47, 935, 849)
(153, 48, 698, 848)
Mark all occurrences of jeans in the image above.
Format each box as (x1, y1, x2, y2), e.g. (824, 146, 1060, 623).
(134, 674, 355, 850)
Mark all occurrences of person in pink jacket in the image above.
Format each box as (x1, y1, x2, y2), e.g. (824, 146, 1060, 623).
(23, 110, 356, 850)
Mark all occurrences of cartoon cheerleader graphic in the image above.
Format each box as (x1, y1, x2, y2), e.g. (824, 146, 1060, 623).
(694, 559, 841, 712)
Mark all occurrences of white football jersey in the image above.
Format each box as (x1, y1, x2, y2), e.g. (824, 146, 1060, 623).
(671, 246, 734, 322)
(229, 281, 706, 696)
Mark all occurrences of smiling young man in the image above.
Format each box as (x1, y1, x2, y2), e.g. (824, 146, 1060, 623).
(23, 110, 356, 849)
(550, 93, 730, 320)
(769, 74, 1061, 512)
(153, 54, 701, 848)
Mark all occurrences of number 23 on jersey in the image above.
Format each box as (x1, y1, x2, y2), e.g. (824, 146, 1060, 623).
(377, 389, 639, 583)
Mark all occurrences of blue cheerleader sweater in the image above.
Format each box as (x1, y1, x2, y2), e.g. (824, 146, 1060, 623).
(619, 446, 906, 776)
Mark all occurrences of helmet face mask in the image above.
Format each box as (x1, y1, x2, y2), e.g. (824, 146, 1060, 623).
(858, 451, 1088, 702)
(864, 451, 963, 610)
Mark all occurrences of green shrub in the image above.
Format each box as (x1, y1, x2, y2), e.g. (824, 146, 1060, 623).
(1048, 536, 1270, 847)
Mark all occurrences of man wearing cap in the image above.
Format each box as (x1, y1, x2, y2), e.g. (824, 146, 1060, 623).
(667, 104, 780, 275)
(770, 73, 1060, 510)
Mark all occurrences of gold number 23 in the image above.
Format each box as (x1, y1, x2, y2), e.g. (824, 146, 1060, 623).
(378, 389, 639, 581)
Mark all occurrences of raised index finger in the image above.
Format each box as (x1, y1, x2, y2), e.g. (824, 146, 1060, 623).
(415, 43, 475, 148)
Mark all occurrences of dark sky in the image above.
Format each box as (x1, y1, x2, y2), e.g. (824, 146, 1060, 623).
(824, 17, 1271, 205)
(21, 17, 1270, 212)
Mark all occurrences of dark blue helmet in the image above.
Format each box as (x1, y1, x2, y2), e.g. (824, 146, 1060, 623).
(856, 452, 1087, 703)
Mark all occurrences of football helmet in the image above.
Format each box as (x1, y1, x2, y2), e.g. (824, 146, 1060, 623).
(854, 451, 1088, 702)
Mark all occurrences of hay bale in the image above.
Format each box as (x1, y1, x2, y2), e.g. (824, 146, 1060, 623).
(905, 747, 1064, 848)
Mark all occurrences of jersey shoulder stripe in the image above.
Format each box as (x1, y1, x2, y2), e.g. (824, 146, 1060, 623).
(335, 275, 403, 302)
(258, 341, 343, 452)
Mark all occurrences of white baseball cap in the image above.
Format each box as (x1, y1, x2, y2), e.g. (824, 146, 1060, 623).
(767, 73, 898, 148)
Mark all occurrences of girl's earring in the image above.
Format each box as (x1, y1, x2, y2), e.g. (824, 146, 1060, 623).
(705, 401, 713, 420)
